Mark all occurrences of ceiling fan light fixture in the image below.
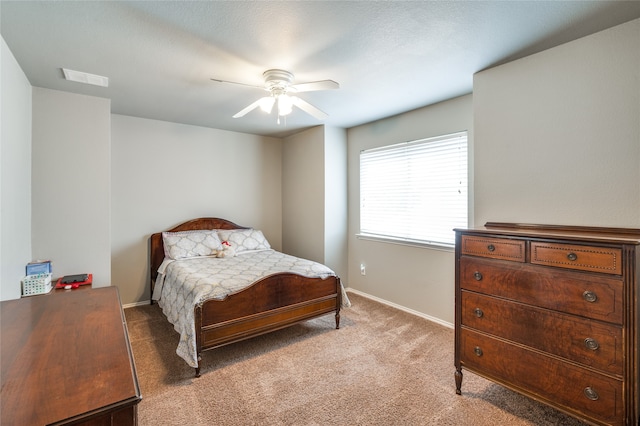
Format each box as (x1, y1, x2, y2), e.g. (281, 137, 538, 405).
(277, 94, 293, 116)
(259, 97, 275, 113)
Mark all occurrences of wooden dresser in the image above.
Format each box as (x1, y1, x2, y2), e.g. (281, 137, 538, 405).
(454, 223, 640, 426)
(1, 286, 141, 425)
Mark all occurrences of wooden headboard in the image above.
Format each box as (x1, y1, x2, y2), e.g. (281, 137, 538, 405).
(149, 217, 249, 295)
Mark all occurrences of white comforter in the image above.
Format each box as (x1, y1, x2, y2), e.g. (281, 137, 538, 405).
(153, 249, 349, 368)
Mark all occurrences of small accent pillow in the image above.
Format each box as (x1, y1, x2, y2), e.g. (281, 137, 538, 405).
(162, 230, 223, 260)
(217, 229, 271, 254)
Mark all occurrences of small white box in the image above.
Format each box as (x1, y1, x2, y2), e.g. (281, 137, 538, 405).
(22, 273, 52, 296)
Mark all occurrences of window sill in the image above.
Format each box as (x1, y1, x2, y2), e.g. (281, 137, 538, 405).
(356, 233, 454, 252)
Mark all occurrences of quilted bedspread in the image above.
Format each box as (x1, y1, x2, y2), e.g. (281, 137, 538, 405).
(154, 249, 349, 368)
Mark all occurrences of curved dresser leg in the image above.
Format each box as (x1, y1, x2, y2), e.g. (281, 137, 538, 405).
(455, 368, 463, 395)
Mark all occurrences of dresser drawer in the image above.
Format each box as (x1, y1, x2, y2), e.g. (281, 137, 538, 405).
(531, 242, 622, 275)
(460, 235, 525, 262)
(460, 328, 623, 425)
(461, 291, 623, 375)
(460, 257, 624, 324)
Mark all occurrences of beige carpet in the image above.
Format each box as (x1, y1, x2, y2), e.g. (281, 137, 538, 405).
(124, 292, 587, 425)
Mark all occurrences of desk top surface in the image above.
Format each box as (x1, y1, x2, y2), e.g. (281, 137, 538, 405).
(1, 286, 141, 425)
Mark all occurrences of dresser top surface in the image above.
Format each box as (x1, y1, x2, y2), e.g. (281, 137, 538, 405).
(455, 222, 640, 245)
(0, 286, 141, 425)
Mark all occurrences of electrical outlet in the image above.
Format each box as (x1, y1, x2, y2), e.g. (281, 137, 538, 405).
(360, 264, 366, 275)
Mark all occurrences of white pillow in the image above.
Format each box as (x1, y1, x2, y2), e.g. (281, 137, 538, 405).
(162, 230, 223, 260)
(216, 229, 271, 254)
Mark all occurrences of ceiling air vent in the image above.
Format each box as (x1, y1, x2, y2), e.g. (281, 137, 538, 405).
(62, 68, 109, 87)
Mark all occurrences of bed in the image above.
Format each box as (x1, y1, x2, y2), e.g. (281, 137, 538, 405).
(149, 217, 346, 377)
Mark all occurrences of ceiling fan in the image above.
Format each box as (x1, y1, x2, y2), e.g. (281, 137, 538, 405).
(211, 69, 339, 123)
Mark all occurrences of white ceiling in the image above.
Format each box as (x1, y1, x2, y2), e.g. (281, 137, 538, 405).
(2, 1, 639, 138)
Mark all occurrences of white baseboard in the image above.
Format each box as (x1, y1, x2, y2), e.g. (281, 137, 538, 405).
(345, 288, 454, 329)
(122, 291, 454, 331)
(122, 300, 151, 309)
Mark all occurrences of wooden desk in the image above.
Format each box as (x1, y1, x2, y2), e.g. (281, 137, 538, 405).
(1, 287, 141, 425)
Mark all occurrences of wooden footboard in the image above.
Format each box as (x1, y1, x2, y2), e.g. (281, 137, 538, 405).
(194, 273, 341, 377)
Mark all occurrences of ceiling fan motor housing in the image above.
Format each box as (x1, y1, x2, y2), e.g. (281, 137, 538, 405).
(263, 69, 294, 92)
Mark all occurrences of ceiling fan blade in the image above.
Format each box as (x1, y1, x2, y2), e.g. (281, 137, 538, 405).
(289, 79, 339, 93)
(211, 78, 264, 90)
(233, 98, 265, 118)
(290, 96, 328, 120)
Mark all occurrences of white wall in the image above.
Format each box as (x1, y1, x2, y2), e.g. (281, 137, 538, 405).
(1, 37, 32, 301)
(111, 115, 283, 304)
(347, 95, 473, 325)
(474, 18, 640, 228)
(31, 88, 112, 288)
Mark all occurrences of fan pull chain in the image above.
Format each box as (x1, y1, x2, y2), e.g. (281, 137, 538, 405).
(277, 115, 287, 126)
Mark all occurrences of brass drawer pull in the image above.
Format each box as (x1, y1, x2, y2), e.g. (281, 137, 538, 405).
(473, 308, 484, 318)
(584, 338, 600, 351)
(473, 346, 483, 357)
(487, 244, 495, 252)
(582, 290, 598, 303)
(473, 271, 483, 281)
(567, 252, 578, 261)
(583, 387, 599, 401)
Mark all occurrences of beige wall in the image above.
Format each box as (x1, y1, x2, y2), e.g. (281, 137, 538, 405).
(111, 115, 283, 304)
(323, 126, 348, 283)
(281, 125, 348, 281)
(474, 18, 640, 228)
(347, 18, 639, 327)
(282, 127, 325, 262)
(1, 37, 32, 301)
(20, 96, 282, 305)
(7, 19, 638, 320)
(347, 95, 473, 325)
(31, 88, 112, 289)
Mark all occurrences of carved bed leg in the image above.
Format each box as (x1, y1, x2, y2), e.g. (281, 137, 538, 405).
(195, 356, 201, 378)
(335, 278, 342, 330)
(196, 352, 202, 377)
(455, 368, 463, 395)
(194, 306, 202, 377)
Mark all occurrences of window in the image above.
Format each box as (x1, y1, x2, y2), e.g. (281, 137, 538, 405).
(359, 131, 468, 247)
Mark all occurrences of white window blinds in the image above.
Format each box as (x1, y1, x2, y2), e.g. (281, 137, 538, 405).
(360, 131, 468, 247)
